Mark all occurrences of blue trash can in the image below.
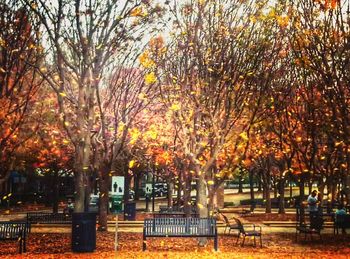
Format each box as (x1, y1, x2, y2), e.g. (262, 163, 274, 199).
(72, 212, 96, 252)
(124, 201, 136, 220)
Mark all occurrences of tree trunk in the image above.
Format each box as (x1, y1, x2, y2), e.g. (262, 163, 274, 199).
(278, 179, 285, 214)
(238, 171, 243, 193)
(249, 169, 255, 201)
(74, 133, 91, 212)
(263, 170, 271, 213)
(176, 172, 182, 207)
(124, 165, 131, 205)
(299, 177, 305, 200)
(332, 180, 337, 205)
(167, 180, 174, 208)
(265, 183, 271, 213)
(215, 183, 225, 209)
(258, 177, 262, 192)
(345, 175, 350, 204)
(318, 180, 326, 201)
(98, 168, 109, 231)
(184, 175, 192, 216)
(74, 171, 86, 213)
(197, 171, 208, 246)
(52, 169, 59, 213)
(273, 181, 278, 198)
(134, 173, 140, 201)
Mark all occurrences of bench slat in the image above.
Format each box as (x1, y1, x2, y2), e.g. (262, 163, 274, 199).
(27, 212, 72, 224)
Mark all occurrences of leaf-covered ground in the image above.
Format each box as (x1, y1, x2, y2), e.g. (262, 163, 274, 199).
(1, 232, 350, 258)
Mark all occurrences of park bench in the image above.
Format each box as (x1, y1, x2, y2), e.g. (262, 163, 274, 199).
(0, 222, 30, 253)
(153, 212, 199, 218)
(333, 214, 350, 235)
(143, 217, 218, 251)
(27, 212, 72, 224)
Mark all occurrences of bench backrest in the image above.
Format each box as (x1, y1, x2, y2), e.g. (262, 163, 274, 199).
(153, 212, 199, 218)
(27, 212, 72, 223)
(0, 222, 29, 240)
(144, 217, 216, 236)
(218, 213, 242, 230)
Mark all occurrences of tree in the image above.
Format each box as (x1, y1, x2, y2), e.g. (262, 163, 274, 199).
(22, 0, 163, 212)
(0, 2, 42, 194)
(147, 1, 279, 233)
(289, 0, 350, 202)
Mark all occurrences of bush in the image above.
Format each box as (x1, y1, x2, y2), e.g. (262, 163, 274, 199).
(240, 199, 264, 206)
(224, 201, 235, 207)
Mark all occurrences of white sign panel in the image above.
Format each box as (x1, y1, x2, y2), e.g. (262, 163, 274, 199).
(145, 183, 152, 194)
(111, 176, 125, 195)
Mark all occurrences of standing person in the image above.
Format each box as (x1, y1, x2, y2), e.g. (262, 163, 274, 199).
(307, 190, 319, 217)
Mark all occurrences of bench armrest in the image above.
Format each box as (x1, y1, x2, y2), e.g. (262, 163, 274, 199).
(242, 223, 255, 229)
(242, 224, 262, 232)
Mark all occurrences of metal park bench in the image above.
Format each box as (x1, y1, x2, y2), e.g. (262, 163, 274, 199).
(0, 222, 30, 253)
(143, 217, 218, 251)
(27, 212, 72, 224)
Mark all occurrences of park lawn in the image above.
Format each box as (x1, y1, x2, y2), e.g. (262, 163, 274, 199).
(1, 232, 349, 258)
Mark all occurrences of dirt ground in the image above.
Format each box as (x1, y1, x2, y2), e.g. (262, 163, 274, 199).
(1, 231, 350, 258)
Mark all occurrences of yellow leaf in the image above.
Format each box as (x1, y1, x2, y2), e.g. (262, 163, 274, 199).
(130, 7, 143, 17)
(129, 160, 136, 168)
(207, 180, 214, 185)
(144, 72, 157, 85)
(118, 123, 125, 132)
(147, 130, 157, 140)
(239, 132, 249, 141)
(170, 103, 180, 111)
(139, 51, 155, 68)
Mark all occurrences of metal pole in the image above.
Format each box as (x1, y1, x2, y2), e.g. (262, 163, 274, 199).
(152, 171, 155, 212)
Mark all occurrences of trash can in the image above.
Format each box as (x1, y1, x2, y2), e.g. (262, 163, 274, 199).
(72, 212, 96, 252)
(124, 201, 136, 220)
(110, 195, 123, 213)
